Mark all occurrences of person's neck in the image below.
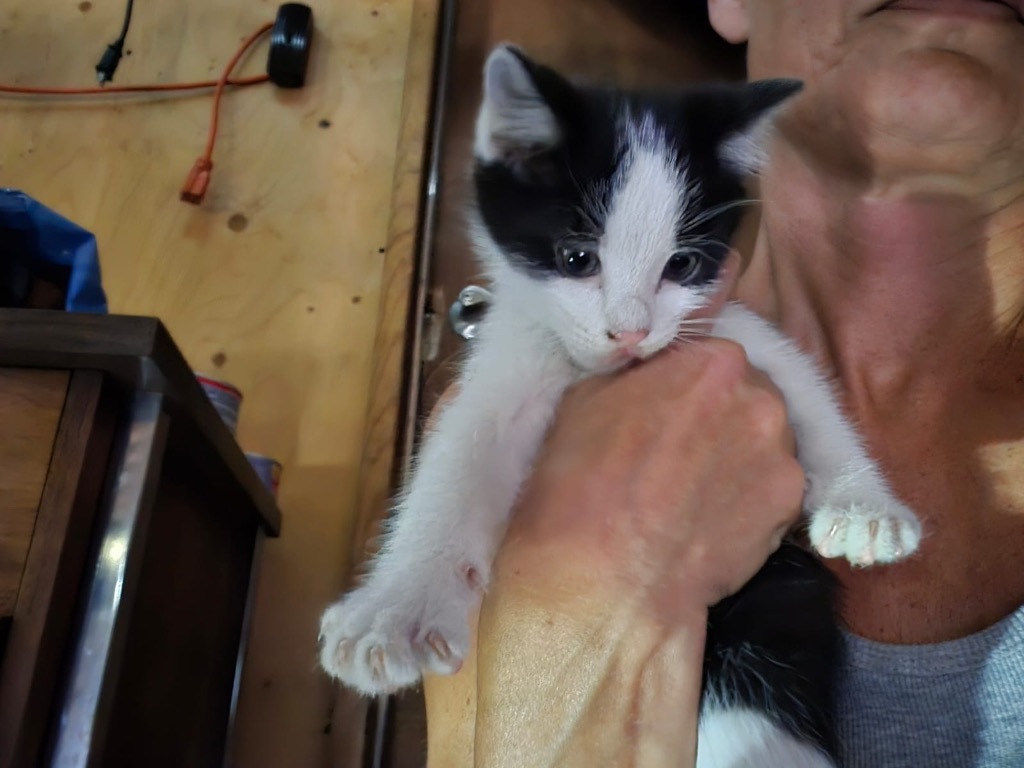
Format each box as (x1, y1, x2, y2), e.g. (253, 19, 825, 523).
(737, 141, 1024, 409)
(735, 137, 1024, 646)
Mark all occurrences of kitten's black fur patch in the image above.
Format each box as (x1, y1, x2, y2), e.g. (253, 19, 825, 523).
(474, 50, 798, 284)
(704, 542, 842, 759)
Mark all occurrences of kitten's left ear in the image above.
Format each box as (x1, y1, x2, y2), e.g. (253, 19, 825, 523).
(474, 45, 574, 167)
(717, 78, 803, 174)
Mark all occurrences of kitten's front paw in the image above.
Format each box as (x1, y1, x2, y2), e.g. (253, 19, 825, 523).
(318, 569, 480, 695)
(808, 497, 922, 567)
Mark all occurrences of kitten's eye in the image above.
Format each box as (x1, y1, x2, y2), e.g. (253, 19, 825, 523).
(663, 251, 703, 284)
(555, 247, 601, 278)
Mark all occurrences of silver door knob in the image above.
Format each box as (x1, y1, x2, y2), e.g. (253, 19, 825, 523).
(448, 285, 492, 340)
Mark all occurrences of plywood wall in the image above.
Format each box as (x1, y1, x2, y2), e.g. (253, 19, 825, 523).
(0, 1, 433, 765)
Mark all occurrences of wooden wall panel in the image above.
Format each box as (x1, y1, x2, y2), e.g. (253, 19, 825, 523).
(0, 1, 431, 764)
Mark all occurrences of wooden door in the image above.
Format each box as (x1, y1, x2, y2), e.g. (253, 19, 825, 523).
(382, 2, 744, 765)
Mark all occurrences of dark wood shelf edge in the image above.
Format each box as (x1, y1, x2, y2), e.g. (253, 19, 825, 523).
(0, 309, 281, 536)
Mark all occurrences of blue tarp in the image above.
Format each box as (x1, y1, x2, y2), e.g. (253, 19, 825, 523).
(0, 188, 108, 313)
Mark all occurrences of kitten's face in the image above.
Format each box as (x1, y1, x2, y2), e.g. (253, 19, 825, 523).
(472, 46, 801, 373)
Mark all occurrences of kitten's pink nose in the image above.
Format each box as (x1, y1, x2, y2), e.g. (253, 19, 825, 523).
(607, 329, 650, 347)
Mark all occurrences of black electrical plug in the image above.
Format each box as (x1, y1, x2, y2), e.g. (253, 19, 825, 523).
(95, 41, 125, 85)
(95, 0, 133, 85)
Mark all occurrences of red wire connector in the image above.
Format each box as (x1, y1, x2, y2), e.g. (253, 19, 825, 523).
(179, 21, 273, 205)
(180, 158, 214, 204)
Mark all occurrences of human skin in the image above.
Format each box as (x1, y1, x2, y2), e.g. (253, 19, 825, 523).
(424, 1, 1024, 765)
(713, 0, 1024, 646)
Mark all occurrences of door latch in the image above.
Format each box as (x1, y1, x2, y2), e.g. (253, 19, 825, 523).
(447, 284, 492, 340)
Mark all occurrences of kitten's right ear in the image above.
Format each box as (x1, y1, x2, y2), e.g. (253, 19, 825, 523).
(717, 79, 803, 174)
(474, 45, 568, 168)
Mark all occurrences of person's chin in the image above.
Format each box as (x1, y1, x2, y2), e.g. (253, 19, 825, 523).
(826, 44, 1022, 187)
(867, 0, 1023, 27)
(855, 11, 1022, 133)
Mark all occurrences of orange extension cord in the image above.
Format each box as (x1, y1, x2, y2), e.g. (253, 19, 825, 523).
(0, 21, 274, 205)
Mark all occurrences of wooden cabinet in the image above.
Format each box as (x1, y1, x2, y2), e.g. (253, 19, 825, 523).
(0, 369, 73, 625)
(0, 368, 113, 768)
(0, 310, 280, 768)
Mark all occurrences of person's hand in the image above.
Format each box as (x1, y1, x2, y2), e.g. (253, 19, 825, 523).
(499, 290, 804, 623)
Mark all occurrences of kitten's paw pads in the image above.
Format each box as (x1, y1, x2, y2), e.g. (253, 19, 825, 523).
(318, 580, 474, 695)
(808, 501, 921, 566)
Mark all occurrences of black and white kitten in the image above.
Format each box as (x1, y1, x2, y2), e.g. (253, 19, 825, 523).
(321, 46, 922, 765)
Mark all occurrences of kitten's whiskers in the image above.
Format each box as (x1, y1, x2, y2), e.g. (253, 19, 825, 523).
(679, 198, 760, 231)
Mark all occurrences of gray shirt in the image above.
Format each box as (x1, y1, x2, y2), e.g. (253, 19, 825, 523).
(837, 603, 1024, 767)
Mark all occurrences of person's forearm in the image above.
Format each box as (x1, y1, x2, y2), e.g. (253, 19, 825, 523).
(473, 553, 708, 768)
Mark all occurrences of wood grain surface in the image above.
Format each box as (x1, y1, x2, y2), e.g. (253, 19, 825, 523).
(0, 371, 115, 768)
(0, 1, 432, 764)
(0, 369, 68, 619)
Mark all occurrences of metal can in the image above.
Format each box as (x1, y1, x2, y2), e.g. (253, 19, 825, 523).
(195, 373, 243, 436)
(246, 452, 282, 498)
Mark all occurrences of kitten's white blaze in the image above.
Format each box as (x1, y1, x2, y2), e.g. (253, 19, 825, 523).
(600, 136, 690, 336)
